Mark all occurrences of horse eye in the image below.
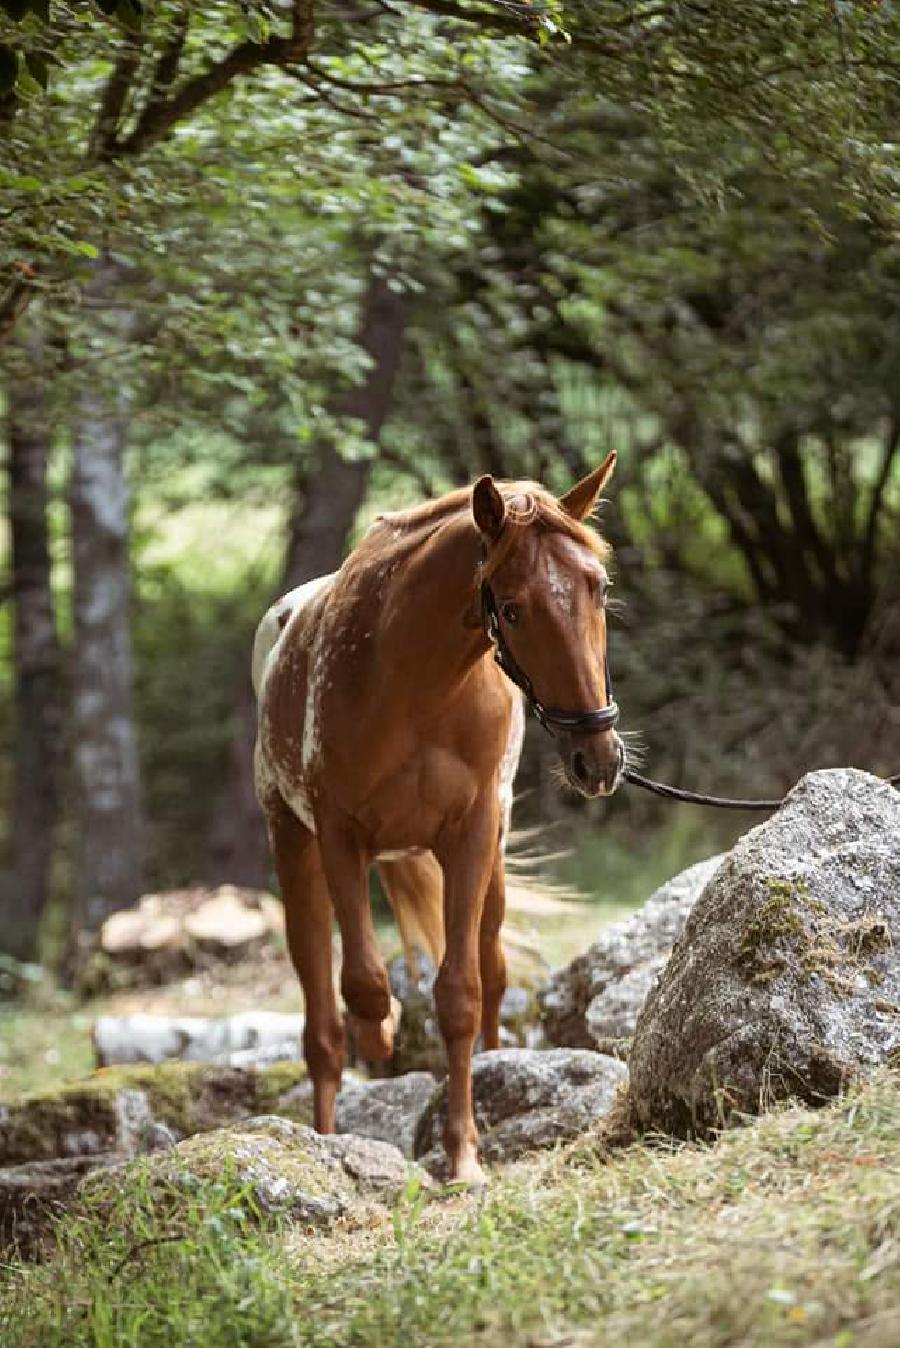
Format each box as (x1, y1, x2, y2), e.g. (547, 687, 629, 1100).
(500, 602, 520, 625)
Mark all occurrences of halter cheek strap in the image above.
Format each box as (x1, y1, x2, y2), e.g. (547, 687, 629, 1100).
(480, 582, 620, 738)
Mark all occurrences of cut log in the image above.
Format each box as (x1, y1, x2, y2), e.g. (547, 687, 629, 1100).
(93, 1011, 303, 1068)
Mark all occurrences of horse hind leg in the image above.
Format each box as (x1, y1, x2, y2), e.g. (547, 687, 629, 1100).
(265, 792, 344, 1132)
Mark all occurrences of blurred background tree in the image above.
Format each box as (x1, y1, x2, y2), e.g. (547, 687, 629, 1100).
(1, 0, 899, 964)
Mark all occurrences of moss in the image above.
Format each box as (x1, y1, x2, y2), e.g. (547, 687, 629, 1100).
(81, 1122, 346, 1223)
(739, 879, 808, 982)
(739, 881, 892, 998)
(0, 1061, 308, 1166)
(254, 1061, 309, 1112)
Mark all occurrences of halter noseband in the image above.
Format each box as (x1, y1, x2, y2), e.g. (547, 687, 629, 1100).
(480, 580, 620, 738)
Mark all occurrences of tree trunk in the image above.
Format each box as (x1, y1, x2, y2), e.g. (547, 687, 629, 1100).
(0, 342, 62, 959)
(68, 260, 143, 935)
(206, 273, 408, 885)
(280, 275, 408, 588)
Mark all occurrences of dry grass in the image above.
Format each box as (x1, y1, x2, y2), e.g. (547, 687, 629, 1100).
(283, 1070, 900, 1347)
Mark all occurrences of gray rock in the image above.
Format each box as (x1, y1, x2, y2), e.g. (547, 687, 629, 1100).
(335, 1072, 436, 1157)
(0, 1153, 122, 1256)
(93, 1011, 303, 1068)
(629, 769, 900, 1135)
(386, 954, 539, 1076)
(540, 854, 725, 1050)
(82, 1117, 422, 1227)
(414, 1047, 627, 1172)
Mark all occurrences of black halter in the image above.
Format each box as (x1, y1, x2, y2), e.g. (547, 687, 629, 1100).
(480, 581, 620, 738)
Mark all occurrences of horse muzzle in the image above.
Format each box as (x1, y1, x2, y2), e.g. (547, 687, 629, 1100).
(565, 733, 625, 798)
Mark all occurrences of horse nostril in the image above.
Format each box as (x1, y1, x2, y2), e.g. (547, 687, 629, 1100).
(571, 750, 589, 785)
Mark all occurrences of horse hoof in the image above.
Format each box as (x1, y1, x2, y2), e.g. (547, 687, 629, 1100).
(449, 1155, 487, 1190)
(351, 1013, 395, 1062)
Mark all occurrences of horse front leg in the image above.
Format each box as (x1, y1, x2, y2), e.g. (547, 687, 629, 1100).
(479, 851, 506, 1052)
(317, 814, 395, 1064)
(434, 792, 501, 1186)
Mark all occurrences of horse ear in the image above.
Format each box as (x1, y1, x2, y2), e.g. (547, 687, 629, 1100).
(472, 475, 506, 541)
(559, 451, 617, 520)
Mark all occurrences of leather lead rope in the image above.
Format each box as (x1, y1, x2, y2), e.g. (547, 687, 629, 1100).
(623, 768, 900, 812)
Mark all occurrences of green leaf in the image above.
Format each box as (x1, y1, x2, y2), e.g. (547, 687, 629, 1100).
(73, 240, 100, 257)
(0, 169, 42, 189)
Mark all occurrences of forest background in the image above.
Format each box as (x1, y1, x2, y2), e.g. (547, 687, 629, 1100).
(1, 0, 899, 968)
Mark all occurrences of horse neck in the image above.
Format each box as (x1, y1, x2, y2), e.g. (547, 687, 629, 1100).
(379, 511, 489, 689)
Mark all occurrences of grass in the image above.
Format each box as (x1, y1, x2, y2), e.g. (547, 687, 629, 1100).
(2, 1071, 898, 1347)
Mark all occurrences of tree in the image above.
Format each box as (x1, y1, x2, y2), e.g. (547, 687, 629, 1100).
(0, 321, 62, 958)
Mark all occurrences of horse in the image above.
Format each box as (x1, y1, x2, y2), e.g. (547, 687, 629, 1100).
(252, 453, 624, 1184)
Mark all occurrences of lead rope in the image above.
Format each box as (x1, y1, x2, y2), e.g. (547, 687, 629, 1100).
(623, 767, 900, 812)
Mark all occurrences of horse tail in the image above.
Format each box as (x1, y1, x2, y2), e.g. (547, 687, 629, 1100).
(377, 852, 445, 971)
(377, 834, 581, 984)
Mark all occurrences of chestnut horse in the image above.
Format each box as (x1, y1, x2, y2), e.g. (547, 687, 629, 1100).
(252, 454, 624, 1183)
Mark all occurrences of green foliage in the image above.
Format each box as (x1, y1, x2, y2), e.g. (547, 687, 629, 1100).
(2, 0, 900, 918)
(0, 1158, 299, 1347)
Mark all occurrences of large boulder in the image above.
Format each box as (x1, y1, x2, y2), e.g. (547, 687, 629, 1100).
(0, 1060, 308, 1167)
(414, 1048, 627, 1173)
(540, 855, 725, 1052)
(629, 770, 900, 1135)
(2, 1118, 423, 1254)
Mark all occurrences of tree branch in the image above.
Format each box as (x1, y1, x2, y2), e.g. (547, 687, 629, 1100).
(90, 37, 144, 157)
(131, 10, 191, 138)
(109, 1, 316, 157)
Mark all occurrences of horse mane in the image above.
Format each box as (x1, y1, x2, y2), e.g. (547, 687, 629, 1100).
(376, 480, 611, 585)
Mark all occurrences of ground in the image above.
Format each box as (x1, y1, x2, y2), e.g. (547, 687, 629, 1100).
(0, 1070, 897, 1346)
(4, 884, 895, 1346)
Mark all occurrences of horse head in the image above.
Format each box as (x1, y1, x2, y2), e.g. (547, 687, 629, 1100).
(473, 451, 625, 798)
